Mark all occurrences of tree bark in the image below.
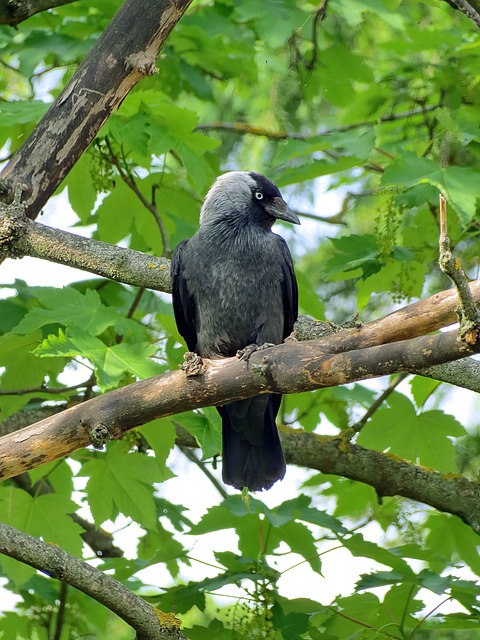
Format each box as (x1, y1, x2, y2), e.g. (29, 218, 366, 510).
(0, 0, 78, 25)
(0, 523, 185, 640)
(0, 0, 193, 221)
(0, 328, 477, 475)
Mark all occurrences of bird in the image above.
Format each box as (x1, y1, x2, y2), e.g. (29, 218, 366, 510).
(171, 171, 299, 491)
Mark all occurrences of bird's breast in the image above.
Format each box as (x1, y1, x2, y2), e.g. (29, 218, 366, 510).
(188, 232, 285, 357)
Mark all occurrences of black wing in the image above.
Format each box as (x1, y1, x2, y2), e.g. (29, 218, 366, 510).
(171, 239, 198, 352)
(277, 236, 298, 339)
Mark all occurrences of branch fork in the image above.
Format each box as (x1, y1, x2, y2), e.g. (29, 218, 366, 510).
(438, 195, 480, 344)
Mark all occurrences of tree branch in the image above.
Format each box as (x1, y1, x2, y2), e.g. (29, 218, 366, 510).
(0, 522, 185, 640)
(194, 105, 442, 141)
(0, 328, 478, 477)
(0, 0, 78, 26)
(0, 207, 172, 292)
(0, 0, 193, 222)
(2, 323, 480, 531)
(445, 0, 480, 29)
(175, 421, 480, 534)
(2, 200, 480, 327)
(421, 357, 480, 391)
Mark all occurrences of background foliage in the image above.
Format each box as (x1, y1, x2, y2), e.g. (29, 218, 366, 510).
(1, 0, 480, 638)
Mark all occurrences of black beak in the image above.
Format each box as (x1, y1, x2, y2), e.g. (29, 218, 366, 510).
(265, 197, 301, 225)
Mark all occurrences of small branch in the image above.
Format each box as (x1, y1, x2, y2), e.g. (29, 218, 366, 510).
(178, 444, 228, 500)
(195, 105, 442, 141)
(103, 137, 170, 256)
(351, 373, 408, 433)
(438, 194, 480, 343)
(0, 210, 172, 292)
(0, 381, 91, 396)
(0, 523, 185, 639)
(53, 582, 68, 640)
(0, 0, 78, 25)
(306, 0, 330, 71)
(295, 209, 347, 225)
(447, 0, 480, 29)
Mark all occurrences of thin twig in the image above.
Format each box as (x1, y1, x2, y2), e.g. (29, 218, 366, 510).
(352, 373, 408, 433)
(178, 443, 229, 500)
(195, 105, 442, 140)
(104, 137, 170, 256)
(307, 0, 330, 70)
(0, 381, 91, 396)
(127, 287, 146, 319)
(438, 194, 480, 343)
(53, 582, 68, 640)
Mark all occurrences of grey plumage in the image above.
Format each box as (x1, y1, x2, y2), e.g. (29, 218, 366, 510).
(172, 171, 299, 491)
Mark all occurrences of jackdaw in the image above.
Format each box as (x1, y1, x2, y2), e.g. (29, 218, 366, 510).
(171, 171, 299, 491)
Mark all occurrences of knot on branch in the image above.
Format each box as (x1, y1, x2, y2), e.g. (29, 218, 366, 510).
(125, 51, 157, 76)
(87, 422, 112, 448)
(181, 352, 205, 376)
(0, 184, 28, 258)
(294, 315, 336, 341)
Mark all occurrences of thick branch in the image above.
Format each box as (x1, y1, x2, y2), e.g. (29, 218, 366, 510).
(421, 357, 480, 391)
(0, 523, 184, 640)
(280, 431, 480, 533)
(0, 0, 78, 25)
(0, 329, 477, 482)
(0, 0, 193, 221)
(173, 421, 480, 533)
(294, 280, 480, 349)
(2, 208, 480, 328)
(0, 211, 172, 291)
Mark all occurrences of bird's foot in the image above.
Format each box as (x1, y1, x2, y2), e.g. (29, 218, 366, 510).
(236, 342, 275, 362)
(180, 351, 205, 376)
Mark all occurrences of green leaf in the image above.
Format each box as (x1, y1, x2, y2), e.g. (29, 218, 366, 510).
(95, 182, 136, 243)
(12, 287, 118, 336)
(0, 486, 83, 586)
(271, 601, 310, 640)
(66, 151, 98, 222)
(382, 151, 441, 188)
(34, 328, 164, 390)
(0, 100, 48, 125)
(426, 513, 480, 575)
(173, 410, 222, 460)
(141, 418, 177, 481)
(80, 441, 165, 529)
(357, 393, 465, 471)
(344, 533, 414, 574)
(409, 375, 442, 408)
(323, 234, 382, 280)
(277, 156, 363, 187)
(382, 152, 480, 225)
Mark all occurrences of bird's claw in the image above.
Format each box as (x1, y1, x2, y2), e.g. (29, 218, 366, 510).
(236, 342, 275, 362)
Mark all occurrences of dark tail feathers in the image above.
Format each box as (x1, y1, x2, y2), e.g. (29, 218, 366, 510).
(219, 394, 286, 491)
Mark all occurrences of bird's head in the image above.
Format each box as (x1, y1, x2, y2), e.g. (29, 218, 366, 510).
(200, 171, 300, 228)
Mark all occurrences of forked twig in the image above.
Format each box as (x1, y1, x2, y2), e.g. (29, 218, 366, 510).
(438, 194, 480, 344)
